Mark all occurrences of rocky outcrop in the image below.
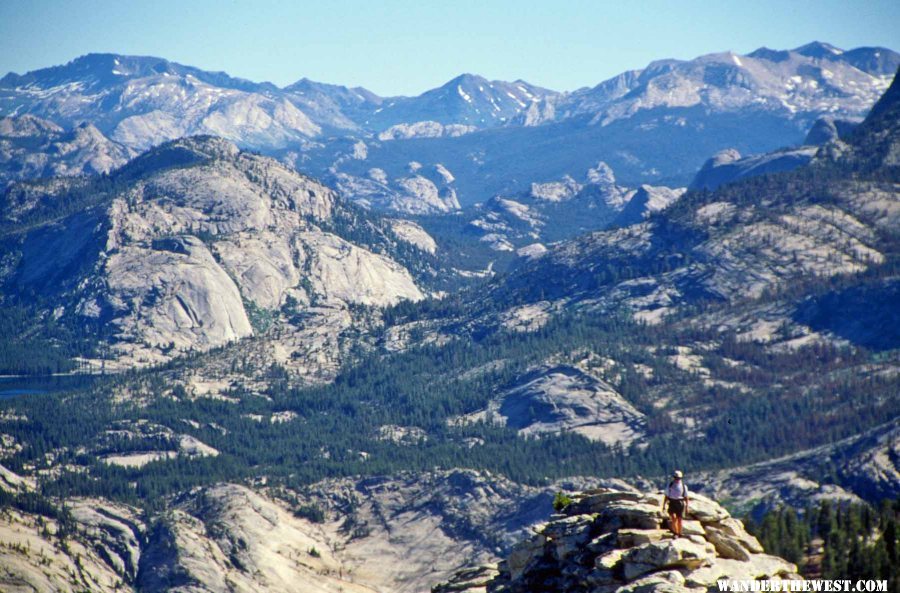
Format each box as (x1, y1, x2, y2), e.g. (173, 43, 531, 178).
(0, 468, 628, 593)
(378, 120, 476, 140)
(803, 117, 859, 145)
(138, 483, 379, 593)
(332, 162, 461, 215)
(0, 488, 145, 593)
(689, 146, 818, 191)
(461, 161, 645, 254)
(436, 488, 799, 593)
(0, 114, 134, 185)
(452, 365, 646, 446)
(390, 219, 438, 254)
(295, 470, 626, 593)
(3, 136, 424, 368)
(613, 185, 686, 226)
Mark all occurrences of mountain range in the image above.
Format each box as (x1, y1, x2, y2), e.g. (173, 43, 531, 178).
(0, 43, 898, 593)
(2, 42, 897, 206)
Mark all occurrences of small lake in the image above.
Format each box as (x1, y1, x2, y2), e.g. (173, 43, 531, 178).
(0, 374, 103, 399)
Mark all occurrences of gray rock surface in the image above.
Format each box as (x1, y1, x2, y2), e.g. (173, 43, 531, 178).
(452, 364, 646, 446)
(435, 487, 798, 593)
(4, 136, 423, 367)
(1, 114, 134, 185)
(805, 117, 860, 146)
(332, 162, 461, 214)
(0, 54, 321, 151)
(690, 146, 819, 191)
(613, 185, 686, 226)
(561, 43, 896, 128)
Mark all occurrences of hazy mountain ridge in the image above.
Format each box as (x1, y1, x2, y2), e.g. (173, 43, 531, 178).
(0, 113, 135, 185)
(2, 43, 895, 188)
(0, 53, 321, 152)
(556, 43, 896, 126)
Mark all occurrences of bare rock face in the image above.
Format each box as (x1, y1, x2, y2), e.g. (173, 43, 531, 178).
(390, 219, 438, 254)
(804, 117, 859, 146)
(0, 488, 145, 593)
(0, 114, 134, 185)
(395, 174, 461, 213)
(377, 120, 477, 140)
(6, 136, 423, 366)
(435, 487, 798, 593)
(690, 146, 818, 191)
(570, 45, 896, 127)
(461, 161, 649, 256)
(530, 175, 582, 202)
(138, 483, 378, 593)
(433, 564, 501, 593)
(104, 235, 253, 354)
(300, 230, 423, 306)
(452, 364, 646, 446)
(1, 54, 322, 152)
(613, 185, 686, 226)
(96, 470, 621, 593)
(332, 162, 461, 215)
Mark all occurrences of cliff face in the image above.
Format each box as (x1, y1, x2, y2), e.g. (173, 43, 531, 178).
(436, 488, 800, 593)
(2, 135, 424, 372)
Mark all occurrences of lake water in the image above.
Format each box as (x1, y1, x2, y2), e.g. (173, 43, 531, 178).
(0, 375, 102, 399)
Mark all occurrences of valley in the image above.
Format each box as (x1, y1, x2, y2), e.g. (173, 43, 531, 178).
(0, 39, 898, 593)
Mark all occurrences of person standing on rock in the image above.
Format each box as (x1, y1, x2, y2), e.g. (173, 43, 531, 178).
(662, 470, 689, 537)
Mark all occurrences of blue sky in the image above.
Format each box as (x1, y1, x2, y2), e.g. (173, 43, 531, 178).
(1, 0, 897, 96)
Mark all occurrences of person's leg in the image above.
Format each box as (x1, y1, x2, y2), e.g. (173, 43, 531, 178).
(668, 512, 678, 535)
(674, 514, 683, 536)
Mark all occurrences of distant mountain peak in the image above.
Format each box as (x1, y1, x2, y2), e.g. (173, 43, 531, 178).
(793, 41, 845, 58)
(440, 73, 492, 93)
(746, 47, 791, 62)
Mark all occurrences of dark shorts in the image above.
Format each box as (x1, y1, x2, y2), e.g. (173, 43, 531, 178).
(668, 499, 685, 517)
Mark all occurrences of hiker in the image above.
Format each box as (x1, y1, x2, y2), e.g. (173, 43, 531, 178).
(662, 470, 689, 537)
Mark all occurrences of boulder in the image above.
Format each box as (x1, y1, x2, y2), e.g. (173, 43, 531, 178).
(683, 493, 730, 523)
(598, 501, 664, 531)
(705, 528, 752, 561)
(617, 528, 670, 547)
(587, 531, 619, 554)
(594, 548, 627, 570)
(681, 520, 705, 538)
(432, 563, 500, 593)
(507, 534, 547, 581)
(623, 561, 660, 582)
(569, 489, 645, 514)
(706, 518, 764, 553)
(621, 538, 716, 579)
(542, 514, 597, 560)
(704, 523, 754, 561)
(682, 554, 798, 587)
(616, 570, 701, 593)
(585, 566, 618, 588)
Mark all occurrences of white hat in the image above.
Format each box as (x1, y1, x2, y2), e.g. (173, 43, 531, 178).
(673, 470, 683, 478)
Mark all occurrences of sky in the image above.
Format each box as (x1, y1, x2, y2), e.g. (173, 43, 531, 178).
(1, 0, 898, 96)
